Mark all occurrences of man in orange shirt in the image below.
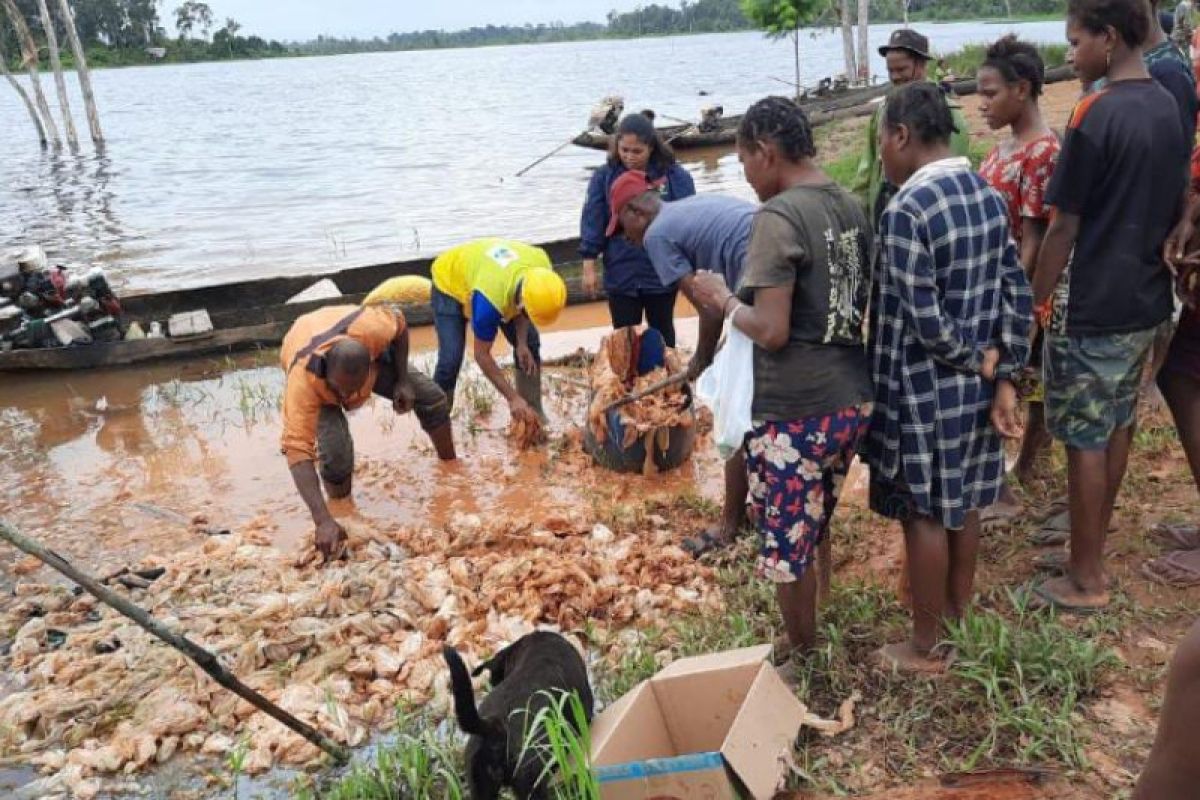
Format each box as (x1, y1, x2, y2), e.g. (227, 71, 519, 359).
(280, 304, 455, 560)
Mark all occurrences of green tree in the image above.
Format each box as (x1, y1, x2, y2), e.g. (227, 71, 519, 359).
(174, 0, 212, 40)
(741, 0, 822, 95)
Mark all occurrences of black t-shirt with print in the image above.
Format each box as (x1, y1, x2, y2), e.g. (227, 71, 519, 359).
(737, 182, 873, 420)
(1045, 79, 1186, 335)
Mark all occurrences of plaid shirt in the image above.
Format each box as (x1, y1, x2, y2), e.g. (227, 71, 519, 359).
(867, 158, 1032, 529)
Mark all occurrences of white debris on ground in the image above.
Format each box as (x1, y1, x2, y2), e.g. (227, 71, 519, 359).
(0, 510, 723, 796)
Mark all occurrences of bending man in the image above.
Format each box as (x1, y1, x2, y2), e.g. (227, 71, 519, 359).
(431, 238, 568, 423)
(281, 303, 456, 560)
(610, 170, 756, 556)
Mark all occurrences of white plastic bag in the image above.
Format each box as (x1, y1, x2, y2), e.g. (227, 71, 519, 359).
(695, 320, 755, 459)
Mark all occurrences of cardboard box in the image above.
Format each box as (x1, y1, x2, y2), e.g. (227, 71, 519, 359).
(591, 644, 805, 800)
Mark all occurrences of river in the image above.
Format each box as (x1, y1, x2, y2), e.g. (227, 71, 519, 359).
(0, 20, 1067, 293)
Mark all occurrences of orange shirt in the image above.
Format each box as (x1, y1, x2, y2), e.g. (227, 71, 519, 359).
(279, 305, 403, 466)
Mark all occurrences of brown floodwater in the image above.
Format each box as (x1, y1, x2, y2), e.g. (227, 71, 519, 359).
(0, 306, 708, 590)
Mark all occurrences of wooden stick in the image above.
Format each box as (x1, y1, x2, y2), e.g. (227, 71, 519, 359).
(0, 518, 351, 764)
(603, 372, 688, 413)
(515, 138, 575, 177)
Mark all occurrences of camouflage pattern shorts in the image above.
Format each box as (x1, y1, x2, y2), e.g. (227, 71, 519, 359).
(1044, 325, 1160, 450)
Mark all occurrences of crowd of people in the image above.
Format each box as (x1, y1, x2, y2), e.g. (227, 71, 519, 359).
(273, 0, 1200, 792)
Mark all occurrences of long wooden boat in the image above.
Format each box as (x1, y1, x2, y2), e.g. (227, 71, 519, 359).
(572, 65, 1077, 152)
(0, 238, 590, 373)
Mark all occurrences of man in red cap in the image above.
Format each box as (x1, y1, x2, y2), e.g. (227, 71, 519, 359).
(606, 170, 665, 238)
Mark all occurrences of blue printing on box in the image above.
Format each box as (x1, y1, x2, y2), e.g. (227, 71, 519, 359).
(596, 752, 725, 783)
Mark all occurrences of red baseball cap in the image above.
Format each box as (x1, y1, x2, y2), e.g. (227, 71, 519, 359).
(606, 171, 664, 237)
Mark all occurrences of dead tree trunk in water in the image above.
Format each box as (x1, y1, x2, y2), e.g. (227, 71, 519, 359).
(857, 0, 870, 82)
(2, 0, 61, 147)
(36, 0, 78, 149)
(0, 36, 47, 146)
(838, 0, 857, 82)
(54, 0, 101, 145)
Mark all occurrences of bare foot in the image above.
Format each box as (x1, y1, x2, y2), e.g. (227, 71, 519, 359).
(875, 641, 949, 676)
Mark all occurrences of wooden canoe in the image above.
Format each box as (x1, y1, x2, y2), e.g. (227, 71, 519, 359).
(572, 66, 1077, 152)
(0, 237, 591, 373)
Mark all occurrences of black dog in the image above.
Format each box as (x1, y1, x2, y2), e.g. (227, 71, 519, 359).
(443, 631, 594, 800)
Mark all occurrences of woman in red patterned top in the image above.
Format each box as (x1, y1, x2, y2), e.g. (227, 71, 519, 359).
(977, 35, 1061, 519)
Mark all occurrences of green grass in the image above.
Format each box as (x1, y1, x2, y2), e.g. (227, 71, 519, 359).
(520, 691, 600, 800)
(945, 589, 1118, 768)
(824, 151, 861, 191)
(942, 42, 1070, 81)
(296, 710, 467, 800)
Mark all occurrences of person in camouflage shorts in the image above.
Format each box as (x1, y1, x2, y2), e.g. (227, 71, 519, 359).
(1044, 325, 1166, 449)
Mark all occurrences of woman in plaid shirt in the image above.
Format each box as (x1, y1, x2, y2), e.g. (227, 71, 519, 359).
(867, 83, 1033, 674)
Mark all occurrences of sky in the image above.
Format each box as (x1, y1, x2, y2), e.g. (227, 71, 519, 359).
(162, 1, 651, 42)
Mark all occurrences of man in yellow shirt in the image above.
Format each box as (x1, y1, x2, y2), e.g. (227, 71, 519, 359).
(431, 238, 568, 424)
(280, 304, 455, 560)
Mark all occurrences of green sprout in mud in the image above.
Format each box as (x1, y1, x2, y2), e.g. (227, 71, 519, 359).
(225, 734, 252, 800)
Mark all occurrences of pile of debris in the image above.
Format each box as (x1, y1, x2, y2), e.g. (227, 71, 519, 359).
(0, 510, 722, 797)
(587, 327, 694, 451)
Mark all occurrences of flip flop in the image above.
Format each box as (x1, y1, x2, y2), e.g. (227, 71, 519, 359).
(681, 531, 730, 559)
(1142, 550, 1200, 588)
(1032, 550, 1069, 574)
(1029, 580, 1108, 616)
(981, 502, 1022, 533)
(1029, 510, 1070, 546)
(1030, 497, 1069, 523)
(1148, 522, 1200, 551)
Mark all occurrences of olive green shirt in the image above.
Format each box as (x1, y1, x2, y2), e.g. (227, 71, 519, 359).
(851, 86, 972, 228)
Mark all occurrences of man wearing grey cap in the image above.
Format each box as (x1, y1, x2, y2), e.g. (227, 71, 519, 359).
(852, 29, 971, 228)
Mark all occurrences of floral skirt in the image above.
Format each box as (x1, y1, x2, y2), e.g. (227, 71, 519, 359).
(745, 405, 870, 583)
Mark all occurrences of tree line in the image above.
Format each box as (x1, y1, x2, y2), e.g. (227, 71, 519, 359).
(2, 0, 1065, 69)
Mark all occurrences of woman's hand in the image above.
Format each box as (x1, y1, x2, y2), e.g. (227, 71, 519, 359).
(689, 272, 733, 317)
(980, 348, 1000, 382)
(990, 380, 1023, 440)
(582, 260, 599, 297)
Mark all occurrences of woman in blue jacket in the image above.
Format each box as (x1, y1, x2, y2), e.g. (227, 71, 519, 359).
(580, 113, 696, 346)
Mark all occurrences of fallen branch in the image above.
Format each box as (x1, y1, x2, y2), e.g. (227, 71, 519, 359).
(602, 371, 688, 414)
(0, 518, 351, 765)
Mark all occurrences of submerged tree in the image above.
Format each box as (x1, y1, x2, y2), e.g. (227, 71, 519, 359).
(1, 0, 61, 147)
(741, 0, 822, 96)
(0, 33, 47, 146)
(36, 0, 79, 149)
(55, 0, 103, 145)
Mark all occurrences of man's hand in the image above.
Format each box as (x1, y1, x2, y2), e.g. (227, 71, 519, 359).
(686, 354, 708, 382)
(981, 348, 1001, 382)
(516, 344, 538, 376)
(392, 380, 415, 414)
(689, 272, 733, 317)
(509, 396, 538, 425)
(582, 260, 599, 297)
(991, 380, 1023, 440)
(315, 518, 348, 563)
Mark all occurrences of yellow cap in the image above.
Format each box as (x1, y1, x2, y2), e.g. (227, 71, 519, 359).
(521, 267, 567, 328)
(362, 275, 433, 306)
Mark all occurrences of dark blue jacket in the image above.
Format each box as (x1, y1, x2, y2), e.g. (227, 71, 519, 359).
(579, 161, 696, 296)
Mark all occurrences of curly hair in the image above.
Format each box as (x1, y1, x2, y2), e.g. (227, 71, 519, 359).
(983, 35, 1047, 98)
(736, 96, 817, 161)
(882, 83, 959, 145)
(1067, 0, 1152, 48)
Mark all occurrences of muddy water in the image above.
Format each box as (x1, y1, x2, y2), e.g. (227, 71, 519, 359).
(0, 307, 707, 578)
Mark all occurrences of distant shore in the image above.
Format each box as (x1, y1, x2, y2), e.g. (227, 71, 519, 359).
(24, 14, 1064, 73)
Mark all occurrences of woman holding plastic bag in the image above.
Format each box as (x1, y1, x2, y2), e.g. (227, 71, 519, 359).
(691, 96, 873, 661)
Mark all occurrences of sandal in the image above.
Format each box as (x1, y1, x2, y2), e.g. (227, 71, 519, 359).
(981, 501, 1022, 533)
(1028, 510, 1070, 547)
(681, 531, 730, 559)
(1148, 522, 1200, 551)
(1028, 578, 1109, 615)
(1032, 550, 1069, 574)
(1142, 550, 1200, 588)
